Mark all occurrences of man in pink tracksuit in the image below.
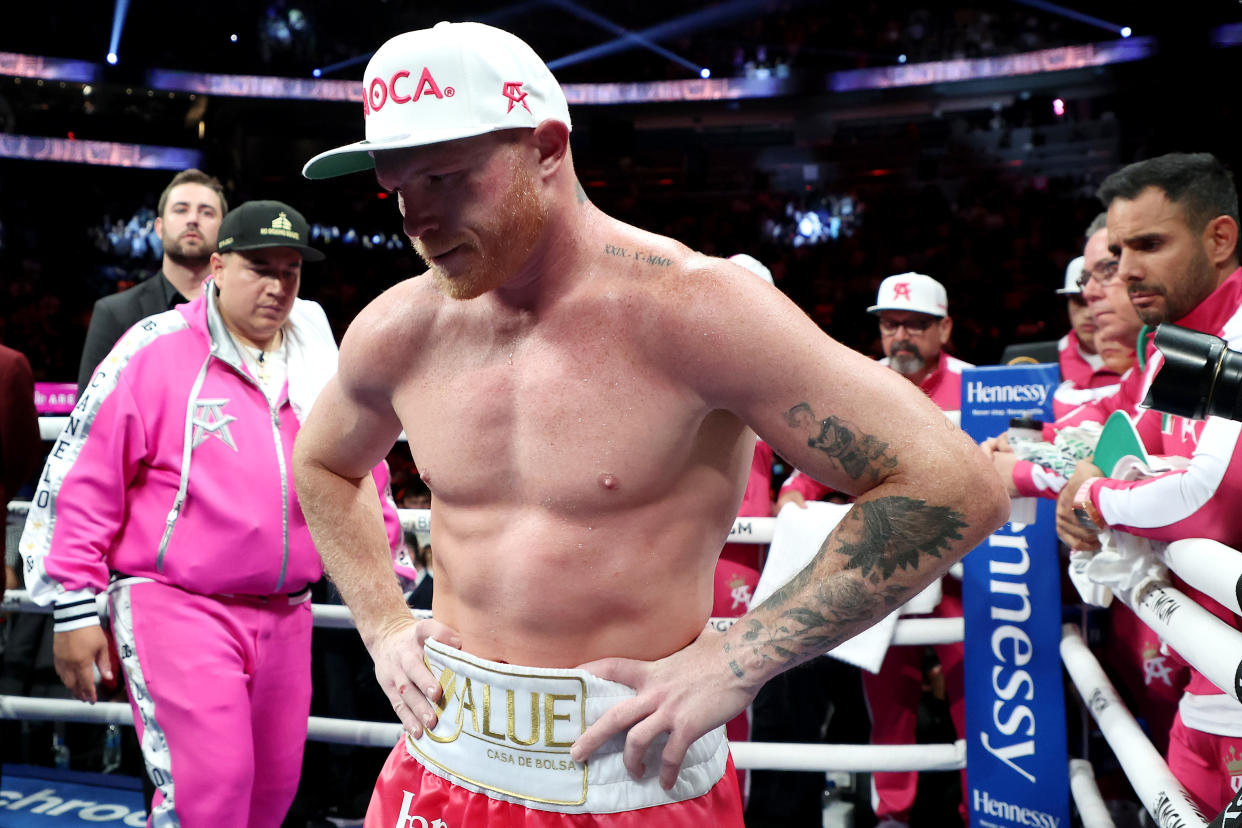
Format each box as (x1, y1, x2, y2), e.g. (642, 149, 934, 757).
(20, 200, 394, 827)
(777, 273, 972, 828)
(1057, 153, 1242, 815)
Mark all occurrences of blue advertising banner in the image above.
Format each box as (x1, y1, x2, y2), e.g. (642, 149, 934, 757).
(960, 364, 1070, 828)
(1, 764, 146, 826)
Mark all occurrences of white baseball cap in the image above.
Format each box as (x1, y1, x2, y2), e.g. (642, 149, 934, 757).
(728, 253, 774, 285)
(867, 272, 948, 317)
(1056, 256, 1085, 295)
(303, 22, 572, 180)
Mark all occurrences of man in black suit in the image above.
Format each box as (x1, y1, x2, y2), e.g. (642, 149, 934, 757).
(76, 169, 227, 393)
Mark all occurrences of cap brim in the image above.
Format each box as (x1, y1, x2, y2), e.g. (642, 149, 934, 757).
(303, 123, 523, 180)
(225, 242, 325, 263)
(1055, 288, 1081, 295)
(866, 304, 945, 316)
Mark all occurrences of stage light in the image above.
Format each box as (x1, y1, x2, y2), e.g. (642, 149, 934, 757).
(699, 67, 711, 79)
(230, 34, 239, 43)
(547, 0, 775, 76)
(898, 54, 907, 64)
(1052, 98, 1065, 116)
(107, 0, 130, 67)
(1012, 0, 1128, 39)
(312, 68, 322, 78)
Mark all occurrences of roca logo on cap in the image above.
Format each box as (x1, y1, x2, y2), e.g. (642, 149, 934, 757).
(363, 67, 455, 117)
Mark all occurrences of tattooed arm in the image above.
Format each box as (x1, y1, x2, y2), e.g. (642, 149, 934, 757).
(573, 254, 1008, 786)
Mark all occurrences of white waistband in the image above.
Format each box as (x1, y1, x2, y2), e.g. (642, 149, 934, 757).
(405, 638, 729, 814)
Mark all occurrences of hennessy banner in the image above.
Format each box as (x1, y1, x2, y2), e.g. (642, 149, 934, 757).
(960, 364, 1070, 828)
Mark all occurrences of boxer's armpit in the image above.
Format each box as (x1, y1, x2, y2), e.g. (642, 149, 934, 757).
(783, 402, 899, 483)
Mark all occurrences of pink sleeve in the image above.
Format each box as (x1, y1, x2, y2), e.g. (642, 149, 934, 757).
(35, 374, 148, 602)
(1011, 459, 1067, 499)
(1093, 418, 1242, 543)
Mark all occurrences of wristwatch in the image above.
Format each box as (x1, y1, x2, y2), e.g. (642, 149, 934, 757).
(1071, 479, 1106, 531)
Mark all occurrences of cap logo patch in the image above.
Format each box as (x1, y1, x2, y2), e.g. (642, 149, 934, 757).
(891, 282, 912, 301)
(259, 212, 300, 241)
(364, 68, 454, 117)
(502, 81, 531, 113)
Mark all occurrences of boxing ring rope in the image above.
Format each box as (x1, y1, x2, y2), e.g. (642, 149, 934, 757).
(1061, 624, 1207, 828)
(3, 494, 966, 785)
(15, 468, 1234, 824)
(39, 416, 65, 442)
(1055, 533, 1242, 828)
(1, 589, 962, 650)
(1108, 537, 1242, 703)
(0, 693, 964, 773)
(1068, 759, 1114, 828)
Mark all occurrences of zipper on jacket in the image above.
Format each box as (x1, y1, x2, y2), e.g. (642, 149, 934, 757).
(269, 402, 291, 592)
(157, 352, 213, 570)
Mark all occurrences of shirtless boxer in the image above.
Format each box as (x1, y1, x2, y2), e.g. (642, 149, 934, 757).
(295, 22, 1009, 827)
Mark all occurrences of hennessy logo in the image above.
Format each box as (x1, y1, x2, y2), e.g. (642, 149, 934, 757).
(424, 666, 580, 748)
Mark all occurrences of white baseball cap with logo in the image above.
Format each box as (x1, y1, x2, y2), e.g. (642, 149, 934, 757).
(1056, 256, 1085, 295)
(303, 21, 572, 180)
(867, 272, 948, 317)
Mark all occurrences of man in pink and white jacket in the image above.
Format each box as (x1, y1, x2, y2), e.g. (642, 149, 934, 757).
(20, 200, 397, 828)
(1057, 153, 1242, 815)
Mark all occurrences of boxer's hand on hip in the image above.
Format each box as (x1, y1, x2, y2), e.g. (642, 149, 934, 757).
(573, 626, 756, 790)
(371, 616, 462, 738)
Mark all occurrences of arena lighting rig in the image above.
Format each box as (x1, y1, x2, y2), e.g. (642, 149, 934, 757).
(1010, 0, 1132, 39)
(547, 0, 814, 72)
(311, 0, 711, 81)
(106, 0, 130, 65)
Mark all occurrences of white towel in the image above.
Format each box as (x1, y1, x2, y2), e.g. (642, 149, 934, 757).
(1066, 454, 1181, 608)
(752, 501, 901, 673)
(284, 298, 340, 422)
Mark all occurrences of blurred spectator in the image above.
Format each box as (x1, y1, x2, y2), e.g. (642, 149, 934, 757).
(76, 169, 227, 394)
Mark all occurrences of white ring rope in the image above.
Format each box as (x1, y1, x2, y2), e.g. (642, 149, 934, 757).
(1060, 623, 1207, 828)
(2, 589, 963, 646)
(1126, 579, 1242, 703)
(0, 694, 964, 773)
(1068, 758, 1116, 828)
(5, 501, 775, 545)
(20, 421, 1242, 811)
(1071, 533, 1242, 703)
(1161, 537, 1242, 615)
(39, 416, 65, 442)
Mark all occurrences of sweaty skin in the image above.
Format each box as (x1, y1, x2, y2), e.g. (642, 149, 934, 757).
(293, 124, 1009, 789)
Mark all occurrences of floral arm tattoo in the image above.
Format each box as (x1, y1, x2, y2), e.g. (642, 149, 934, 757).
(723, 403, 968, 678)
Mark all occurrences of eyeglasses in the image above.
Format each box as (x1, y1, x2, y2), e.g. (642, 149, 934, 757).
(1076, 259, 1120, 291)
(878, 317, 937, 334)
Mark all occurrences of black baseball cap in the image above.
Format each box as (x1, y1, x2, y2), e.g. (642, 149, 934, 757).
(216, 200, 325, 262)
